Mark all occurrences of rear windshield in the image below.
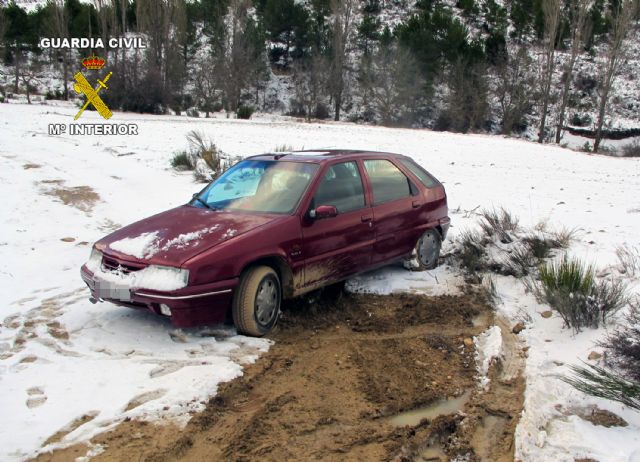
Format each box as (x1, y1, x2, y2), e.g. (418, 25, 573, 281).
(399, 158, 439, 188)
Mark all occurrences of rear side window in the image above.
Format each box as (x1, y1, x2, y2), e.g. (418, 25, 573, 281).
(364, 159, 413, 204)
(399, 158, 439, 188)
(313, 161, 366, 213)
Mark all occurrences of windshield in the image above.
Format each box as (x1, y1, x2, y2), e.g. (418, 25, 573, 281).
(192, 160, 318, 214)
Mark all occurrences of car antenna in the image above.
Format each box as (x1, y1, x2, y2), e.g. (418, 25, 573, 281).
(273, 153, 289, 160)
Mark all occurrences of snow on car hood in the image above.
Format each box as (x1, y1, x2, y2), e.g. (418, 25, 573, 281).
(97, 205, 281, 266)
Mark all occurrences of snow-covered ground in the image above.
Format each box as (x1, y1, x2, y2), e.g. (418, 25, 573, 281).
(0, 100, 639, 461)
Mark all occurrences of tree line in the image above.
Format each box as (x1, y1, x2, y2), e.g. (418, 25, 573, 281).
(0, 0, 638, 151)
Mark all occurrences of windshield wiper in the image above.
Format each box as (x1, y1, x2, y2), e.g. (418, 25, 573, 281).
(193, 196, 216, 210)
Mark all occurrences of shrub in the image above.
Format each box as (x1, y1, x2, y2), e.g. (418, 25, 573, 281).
(505, 243, 540, 277)
(621, 140, 640, 158)
(456, 230, 487, 275)
(547, 227, 577, 249)
(537, 256, 595, 331)
(170, 151, 193, 170)
(237, 105, 255, 119)
(563, 363, 640, 411)
(186, 107, 200, 118)
(186, 130, 223, 172)
(314, 103, 330, 120)
(273, 144, 294, 152)
(616, 244, 640, 276)
(537, 257, 627, 331)
(479, 207, 519, 243)
(599, 302, 640, 382)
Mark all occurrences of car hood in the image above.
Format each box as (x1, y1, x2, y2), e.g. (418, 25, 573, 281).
(97, 205, 282, 267)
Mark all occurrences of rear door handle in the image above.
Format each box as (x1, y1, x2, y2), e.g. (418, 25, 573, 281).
(412, 200, 421, 208)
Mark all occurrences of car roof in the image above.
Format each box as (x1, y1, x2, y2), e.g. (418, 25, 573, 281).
(245, 149, 406, 163)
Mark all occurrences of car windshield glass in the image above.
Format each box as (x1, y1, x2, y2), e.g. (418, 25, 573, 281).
(193, 160, 318, 214)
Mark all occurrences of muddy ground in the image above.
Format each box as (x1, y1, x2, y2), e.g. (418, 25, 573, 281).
(35, 288, 525, 462)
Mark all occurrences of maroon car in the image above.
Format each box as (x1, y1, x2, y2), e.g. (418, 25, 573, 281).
(81, 150, 449, 336)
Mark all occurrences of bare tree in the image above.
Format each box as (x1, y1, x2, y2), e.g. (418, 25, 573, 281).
(193, 51, 223, 117)
(46, 0, 70, 100)
(371, 42, 422, 126)
(220, 0, 265, 113)
(329, 0, 354, 121)
(0, 9, 6, 59)
(494, 44, 536, 134)
(20, 61, 41, 104)
(555, 0, 591, 143)
(293, 54, 328, 121)
(593, 0, 639, 152)
(537, 0, 562, 143)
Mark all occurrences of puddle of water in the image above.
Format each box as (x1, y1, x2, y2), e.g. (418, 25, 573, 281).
(388, 391, 471, 427)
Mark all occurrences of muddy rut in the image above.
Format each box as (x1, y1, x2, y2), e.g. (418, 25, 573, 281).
(35, 290, 525, 462)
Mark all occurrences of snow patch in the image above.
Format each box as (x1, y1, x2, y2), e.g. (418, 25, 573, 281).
(92, 265, 188, 292)
(474, 325, 503, 390)
(109, 232, 160, 259)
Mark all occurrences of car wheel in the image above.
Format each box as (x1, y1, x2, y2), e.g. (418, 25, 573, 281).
(415, 229, 442, 270)
(232, 266, 281, 336)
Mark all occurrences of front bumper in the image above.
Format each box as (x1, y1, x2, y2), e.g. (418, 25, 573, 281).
(81, 265, 238, 327)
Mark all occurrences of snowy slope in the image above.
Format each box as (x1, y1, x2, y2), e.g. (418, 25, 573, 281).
(0, 100, 639, 460)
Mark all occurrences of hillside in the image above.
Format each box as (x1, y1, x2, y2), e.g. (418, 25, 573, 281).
(1, 0, 639, 153)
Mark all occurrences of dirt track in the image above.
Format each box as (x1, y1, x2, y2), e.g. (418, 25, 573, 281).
(35, 289, 524, 462)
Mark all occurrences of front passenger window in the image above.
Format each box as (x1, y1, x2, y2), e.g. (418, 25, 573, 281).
(364, 159, 413, 204)
(313, 161, 366, 213)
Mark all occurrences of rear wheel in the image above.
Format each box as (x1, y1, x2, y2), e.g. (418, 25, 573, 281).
(232, 266, 281, 336)
(415, 229, 442, 270)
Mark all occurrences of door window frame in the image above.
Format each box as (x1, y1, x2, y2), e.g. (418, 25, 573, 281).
(361, 157, 419, 206)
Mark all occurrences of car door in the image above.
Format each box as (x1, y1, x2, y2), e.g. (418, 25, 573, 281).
(301, 160, 374, 290)
(363, 158, 424, 264)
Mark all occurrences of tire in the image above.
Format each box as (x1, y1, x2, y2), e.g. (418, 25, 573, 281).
(414, 229, 442, 270)
(232, 265, 281, 336)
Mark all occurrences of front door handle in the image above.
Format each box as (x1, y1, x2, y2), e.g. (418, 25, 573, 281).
(361, 215, 372, 223)
(412, 200, 421, 208)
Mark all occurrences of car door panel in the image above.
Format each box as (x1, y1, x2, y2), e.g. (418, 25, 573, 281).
(363, 158, 425, 264)
(301, 161, 374, 290)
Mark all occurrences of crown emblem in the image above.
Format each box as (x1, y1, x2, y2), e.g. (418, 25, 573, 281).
(82, 56, 105, 70)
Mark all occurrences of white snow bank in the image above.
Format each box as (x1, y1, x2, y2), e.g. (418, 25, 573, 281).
(474, 325, 503, 390)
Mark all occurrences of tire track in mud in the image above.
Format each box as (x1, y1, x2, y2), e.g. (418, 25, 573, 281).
(33, 290, 525, 462)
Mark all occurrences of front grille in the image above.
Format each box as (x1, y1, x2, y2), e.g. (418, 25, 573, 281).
(102, 255, 147, 274)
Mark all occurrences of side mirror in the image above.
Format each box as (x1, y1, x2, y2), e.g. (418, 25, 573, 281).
(311, 205, 338, 219)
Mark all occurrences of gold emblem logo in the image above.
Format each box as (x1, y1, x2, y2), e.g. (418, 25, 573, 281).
(73, 56, 113, 120)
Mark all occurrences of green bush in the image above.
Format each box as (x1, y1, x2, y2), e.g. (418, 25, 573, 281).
(537, 256, 627, 331)
(237, 105, 255, 119)
(563, 363, 640, 411)
(170, 151, 193, 170)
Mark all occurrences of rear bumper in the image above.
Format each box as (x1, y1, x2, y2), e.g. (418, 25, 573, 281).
(80, 265, 238, 327)
(439, 216, 451, 240)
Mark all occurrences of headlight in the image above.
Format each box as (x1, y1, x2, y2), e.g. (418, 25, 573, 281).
(86, 247, 103, 273)
(132, 265, 190, 291)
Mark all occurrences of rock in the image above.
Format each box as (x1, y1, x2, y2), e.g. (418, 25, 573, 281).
(512, 322, 525, 334)
(60, 237, 76, 242)
(581, 408, 628, 428)
(541, 311, 553, 319)
(588, 351, 602, 361)
(463, 338, 474, 347)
